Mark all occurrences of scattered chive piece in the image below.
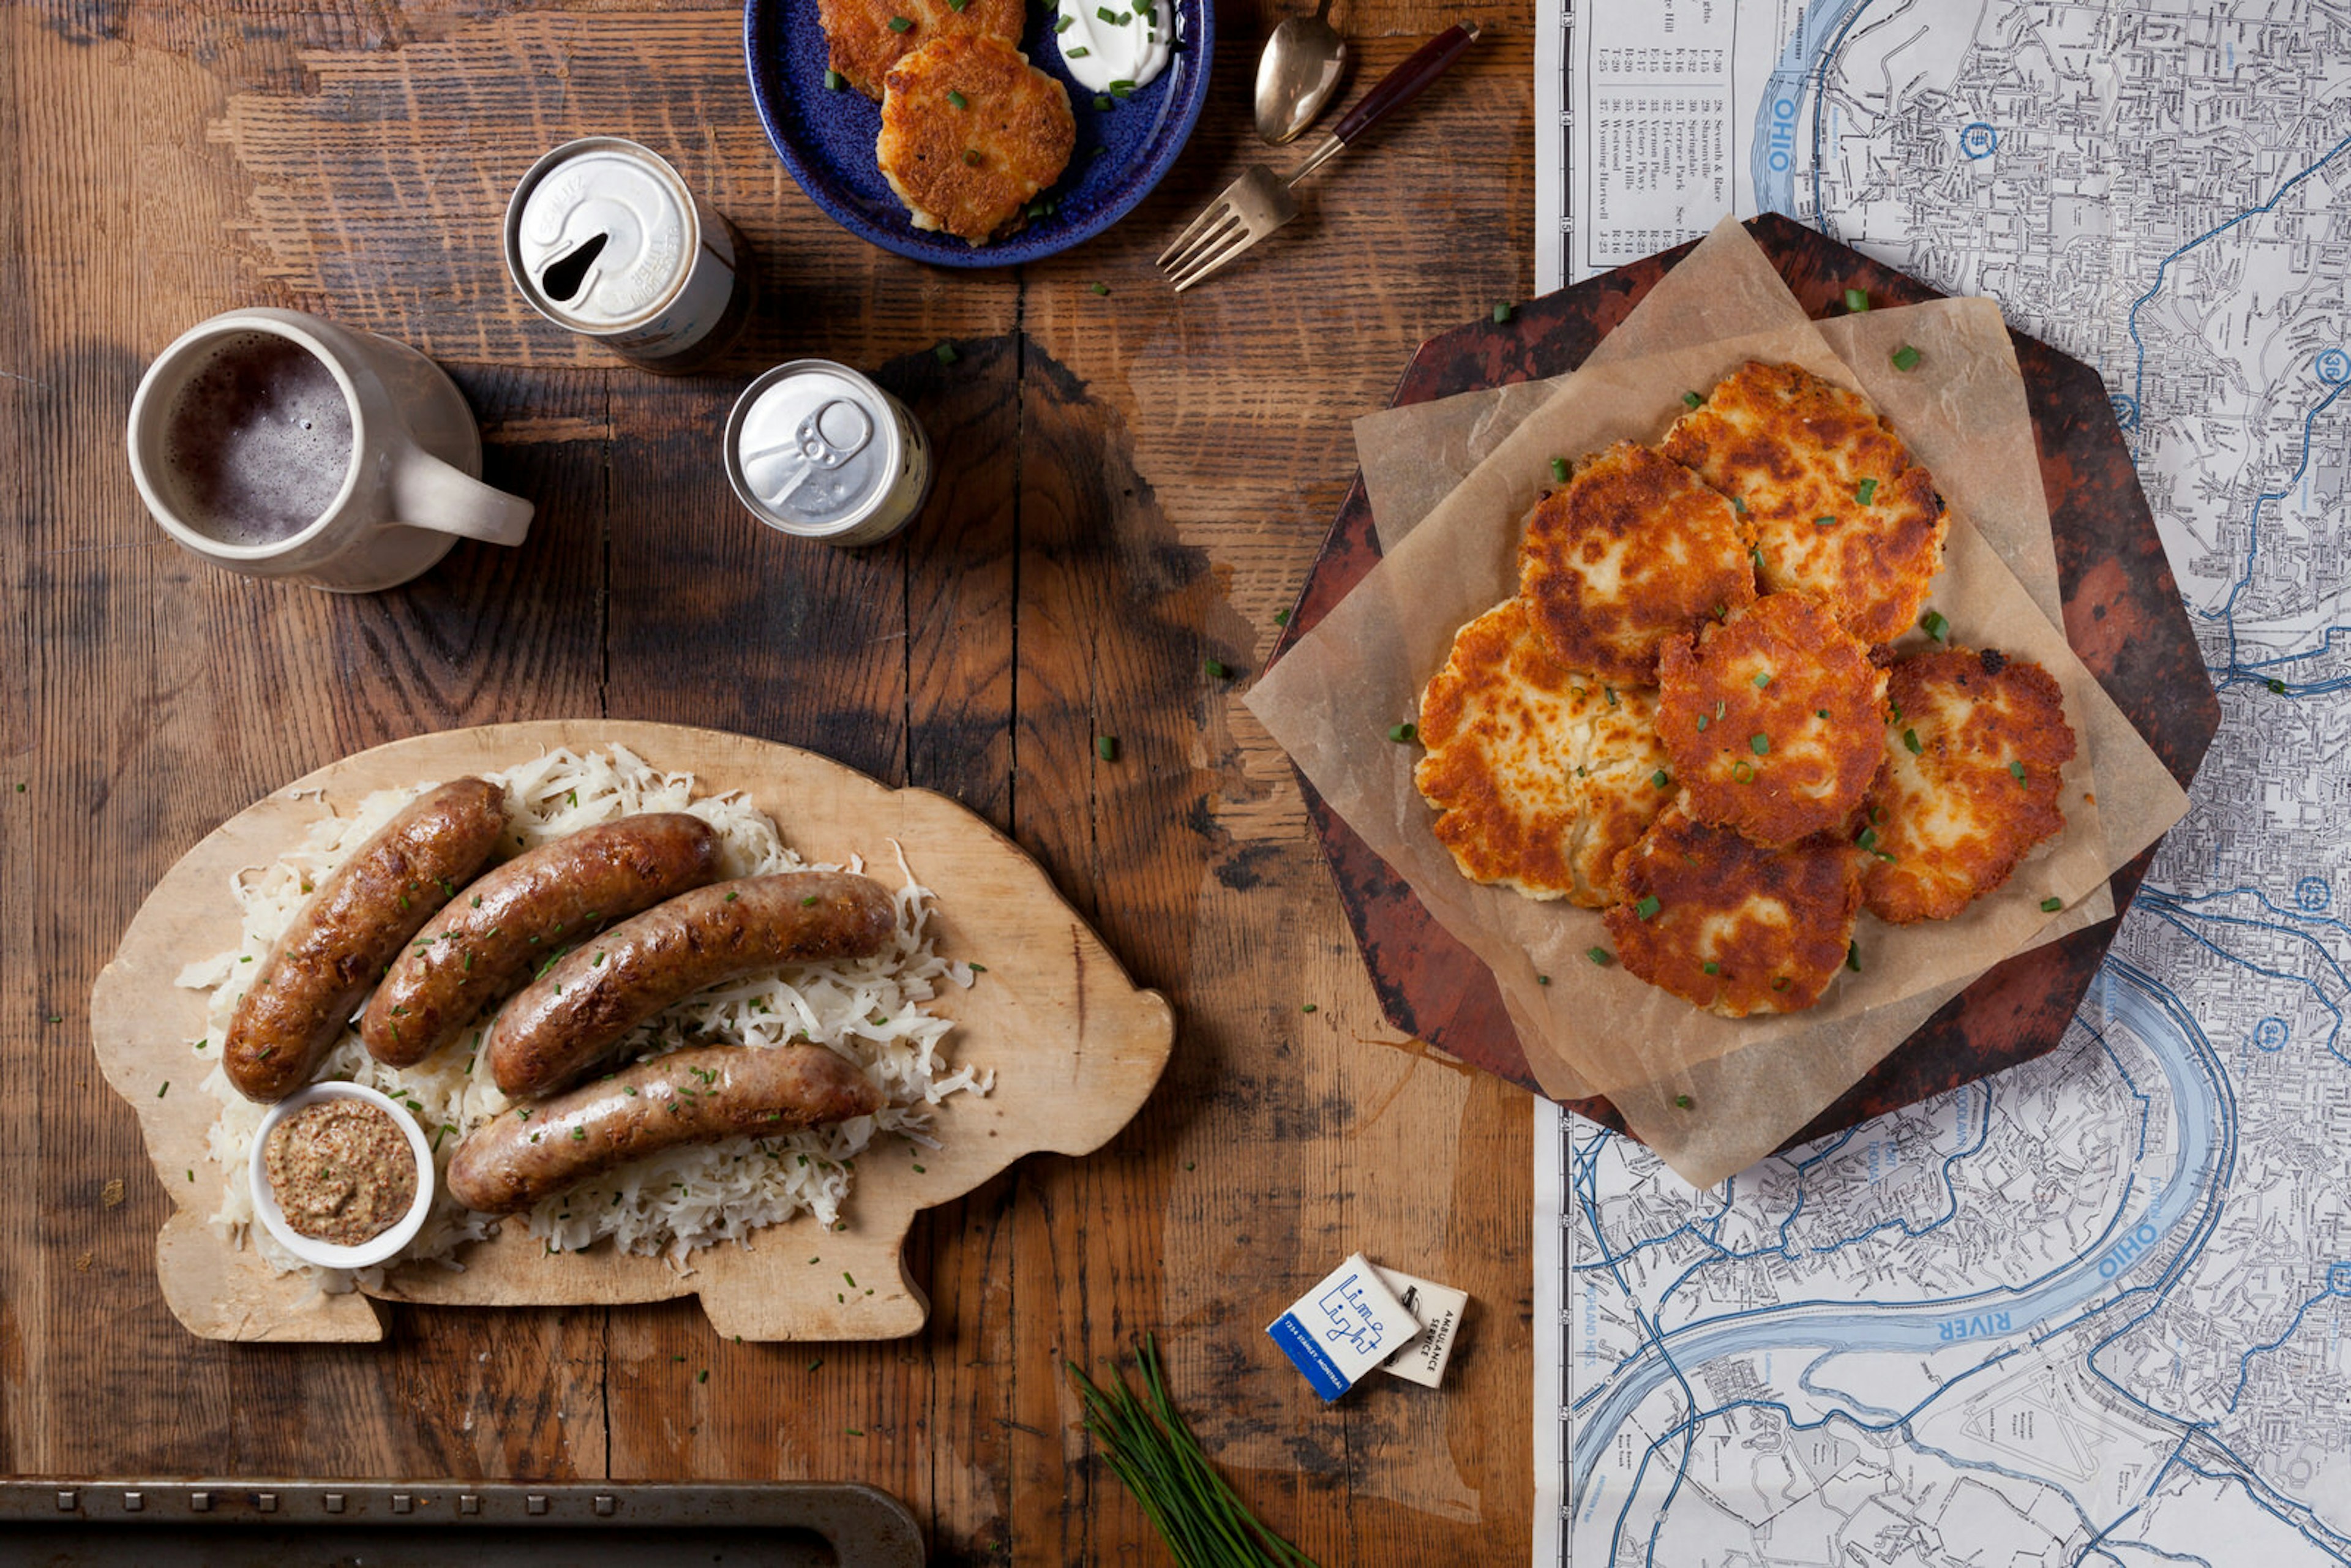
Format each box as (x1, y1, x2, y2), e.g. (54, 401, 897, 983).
(1588, 947, 1613, 966)
(1903, 727, 1924, 754)
(1493, 301, 1514, 323)
(1749, 733, 1770, 755)
(1057, 12, 1073, 28)
(1682, 391, 1703, 409)
(934, 341, 959, 364)
(1097, 4, 1117, 17)
(1095, 93, 1114, 110)
(962, 148, 982, 166)
(1733, 760, 1756, 782)
(725, 890, 740, 902)
(1816, 708, 1829, 719)
(1696, 714, 1709, 731)
(1635, 895, 1662, 921)
(1651, 769, 1670, 789)
(825, 67, 845, 88)
(1604, 687, 1619, 707)
(968, 962, 987, 972)
(1300, 1003, 1317, 1014)
(1892, 343, 1922, 371)
(1701, 961, 1719, 976)
(1097, 735, 1119, 762)
(1731, 495, 1747, 513)
(801, 895, 818, 907)
(1537, 975, 1551, 986)
(1090, 280, 1111, 295)
(1387, 721, 1419, 743)
(1108, 78, 1134, 97)
(1857, 827, 1878, 850)
(1921, 609, 1949, 640)
(1204, 657, 1229, 678)
(887, 13, 912, 29)
(1772, 975, 1791, 991)
(1856, 478, 1878, 505)
(1815, 514, 1838, 528)
(1753, 671, 1772, 689)
(157, 1081, 169, 1098)
(1872, 806, 1887, 823)
(2009, 760, 2027, 781)
(1845, 286, 1870, 313)
(1067, 45, 1089, 56)
(1674, 1094, 1694, 1109)
(1750, 546, 1765, 571)
(1847, 942, 1861, 973)
(1273, 607, 1291, 626)
(1550, 456, 1570, 482)
(2041, 896, 2063, 913)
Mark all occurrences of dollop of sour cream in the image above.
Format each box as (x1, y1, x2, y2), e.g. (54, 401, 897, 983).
(1052, 0, 1172, 96)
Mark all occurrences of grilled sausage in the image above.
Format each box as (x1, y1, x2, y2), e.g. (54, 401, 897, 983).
(224, 777, 508, 1103)
(446, 1043, 885, 1214)
(485, 871, 898, 1098)
(359, 814, 724, 1068)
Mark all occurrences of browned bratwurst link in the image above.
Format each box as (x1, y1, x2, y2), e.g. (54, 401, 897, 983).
(485, 871, 898, 1098)
(359, 814, 724, 1069)
(223, 778, 508, 1103)
(446, 1043, 885, 1214)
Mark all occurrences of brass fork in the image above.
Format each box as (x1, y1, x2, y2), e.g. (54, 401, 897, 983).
(1158, 21, 1481, 293)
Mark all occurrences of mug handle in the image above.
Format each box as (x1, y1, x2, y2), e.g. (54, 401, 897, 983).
(391, 449, 535, 547)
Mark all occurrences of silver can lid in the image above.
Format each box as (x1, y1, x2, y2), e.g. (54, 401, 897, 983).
(726, 362, 903, 538)
(506, 138, 697, 332)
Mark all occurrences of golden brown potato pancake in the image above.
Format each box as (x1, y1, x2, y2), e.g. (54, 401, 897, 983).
(1603, 805, 1862, 1016)
(1415, 597, 1673, 906)
(1517, 441, 1758, 685)
(1655, 591, 1887, 847)
(1662, 360, 1947, 647)
(819, 0, 1024, 100)
(1861, 647, 2076, 923)
(877, 36, 1074, 244)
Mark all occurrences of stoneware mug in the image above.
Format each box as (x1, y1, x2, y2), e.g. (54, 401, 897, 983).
(127, 307, 533, 592)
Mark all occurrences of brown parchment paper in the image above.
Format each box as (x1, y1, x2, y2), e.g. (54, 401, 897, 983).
(1250, 227, 2191, 1187)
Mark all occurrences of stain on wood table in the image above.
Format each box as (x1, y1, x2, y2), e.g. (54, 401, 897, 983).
(0, 0, 1534, 1559)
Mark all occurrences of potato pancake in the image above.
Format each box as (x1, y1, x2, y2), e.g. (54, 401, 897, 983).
(1662, 360, 1946, 647)
(1655, 591, 1887, 847)
(1517, 441, 1758, 685)
(1603, 806, 1862, 1016)
(1415, 597, 1673, 906)
(819, 0, 1024, 100)
(877, 36, 1074, 244)
(1861, 647, 2076, 923)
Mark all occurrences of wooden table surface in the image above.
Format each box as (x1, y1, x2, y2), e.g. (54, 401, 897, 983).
(0, 0, 1537, 1559)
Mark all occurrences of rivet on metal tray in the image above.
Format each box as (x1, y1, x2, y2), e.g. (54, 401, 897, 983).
(55, 1490, 77, 1510)
(392, 1493, 414, 1514)
(255, 1492, 279, 1512)
(324, 1493, 347, 1514)
(593, 1495, 615, 1516)
(527, 1493, 549, 1515)
(460, 1495, 482, 1515)
(190, 1491, 214, 1512)
(123, 1491, 144, 1512)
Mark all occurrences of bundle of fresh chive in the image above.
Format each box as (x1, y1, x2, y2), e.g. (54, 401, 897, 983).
(1066, 1337, 1318, 1568)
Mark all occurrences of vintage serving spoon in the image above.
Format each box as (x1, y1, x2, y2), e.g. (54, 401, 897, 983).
(1253, 0, 1349, 144)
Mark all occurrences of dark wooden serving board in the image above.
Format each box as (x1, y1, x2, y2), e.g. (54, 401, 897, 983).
(1272, 212, 2220, 1149)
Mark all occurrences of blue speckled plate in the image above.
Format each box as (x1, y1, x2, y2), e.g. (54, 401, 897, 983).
(744, 0, 1213, 266)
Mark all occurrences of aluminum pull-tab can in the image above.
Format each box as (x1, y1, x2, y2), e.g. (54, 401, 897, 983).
(724, 361, 934, 547)
(504, 137, 757, 373)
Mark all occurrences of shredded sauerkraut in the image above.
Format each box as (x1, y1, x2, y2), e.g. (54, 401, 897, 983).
(178, 744, 991, 1291)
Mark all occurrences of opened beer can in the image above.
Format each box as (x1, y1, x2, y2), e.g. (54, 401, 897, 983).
(724, 361, 934, 547)
(503, 137, 757, 372)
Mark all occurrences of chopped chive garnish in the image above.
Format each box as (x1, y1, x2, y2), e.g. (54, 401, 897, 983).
(2009, 760, 2027, 781)
(1067, 45, 1089, 55)
(1856, 478, 1878, 505)
(947, 89, 969, 108)
(1097, 4, 1117, 17)
(1753, 671, 1772, 689)
(1701, 962, 1719, 976)
(1892, 343, 1922, 371)
(1651, 769, 1670, 789)
(1846, 942, 1861, 973)
(1814, 514, 1838, 528)
(1815, 708, 1829, 719)
(1921, 610, 1949, 640)
(1695, 714, 1709, 731)
(1604, 687, 1619, 707)
(1872, 806, 1887, 823)
(1731, 495, 1747, 513)
(962, 149, 983, 166)
(1550, 456, 1569, 482)
(1097, 735, 1119, 761)
(1300, 1003, 1317, 1014)
(1903, 727, 1923, 754)
(1733, 760, 1756, 782)
(157, 1081, 169, 1098)
(1056, 13, 1073, 28)
(1273, 607, 1291, 626)
(825, 68, 845, 89)
(1749, 733, 1770, 755)
(2041, 896, 2063, 912)
(726, 890, 740, 902)
(1537, 975, 1551, 986)
(887, 13, 912, 29)
(1750, 545, 1765, 571)
(1090, 280, 1111, 295)
(1635, 895, 1662, 921)
(1857, 827, 1878, 850)
(1772, 975, 1792, 990)
(1588, 947, 1613, 966)
(1493, 301, 1514, 323)
(1682, 391, 1703, 409)
(1387, 721, 1418, 743)
(1844, 286, 1870, 313)
(801, 895, 818, 907)
(1095, 94, 1114, 110)
(1204, 657, 1229, 679)
(471, 894, 483, 908)
(934, 341, 959, 364)
(1109, 78, 1134, 97)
